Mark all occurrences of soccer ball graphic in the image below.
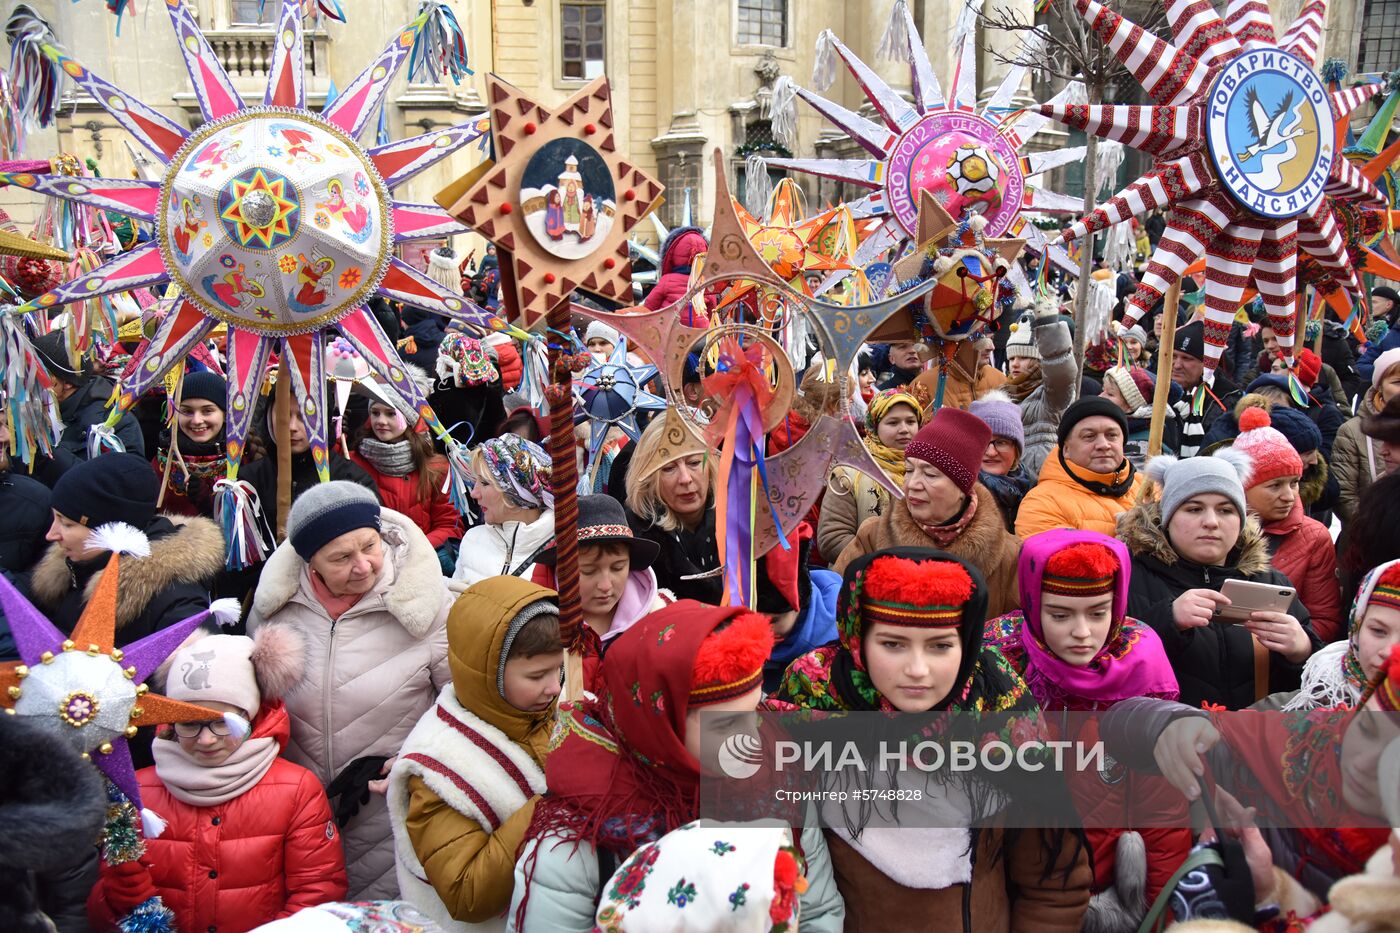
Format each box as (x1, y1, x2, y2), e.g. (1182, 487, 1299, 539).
(946, 145, 1001, 206)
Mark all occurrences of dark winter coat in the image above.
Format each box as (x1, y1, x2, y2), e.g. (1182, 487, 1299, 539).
(26, 514, 224, 644)
(0, 469, 50, 574)
(1116, 501, 1320, 710)
(979, 466, 1035, 532)
(31, 377, 146, 488)
(239, 446, 379, 524)
(1357, 322, 1400, 383)
(1320, 320, 1363, 402)
(0, 717, 106, 933)
(425, 378, 506, 449)
(399, 308, 447, 373)
(87, 704, 348, 933)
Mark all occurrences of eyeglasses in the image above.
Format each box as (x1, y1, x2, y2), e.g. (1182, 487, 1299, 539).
(987, 438, 1017, 452)
(173, 719, 233, 739)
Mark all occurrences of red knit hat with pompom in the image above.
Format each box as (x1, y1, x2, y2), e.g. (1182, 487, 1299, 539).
(1043, 542, 1119, 598)
(1366, 644, 1400, 713)
(690, 612, 773, 706)
(860, 555, 975, 628)
(1231, 406, 1303, 488)
(1295, 349, 1322, 390)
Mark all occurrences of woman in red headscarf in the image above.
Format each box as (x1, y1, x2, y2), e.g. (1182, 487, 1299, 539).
(507, 601, 847, 932)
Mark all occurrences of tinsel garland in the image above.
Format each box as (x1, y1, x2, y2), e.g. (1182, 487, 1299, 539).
(101, 781, 176, 933)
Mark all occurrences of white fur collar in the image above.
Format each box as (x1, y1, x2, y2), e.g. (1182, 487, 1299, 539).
(252, 508, 446, 637)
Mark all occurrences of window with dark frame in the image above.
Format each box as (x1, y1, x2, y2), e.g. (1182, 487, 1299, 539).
(1359, 0, 1400, 73)
(230, 0, 275, 26)
(562, 1, 606, 80)
(736, 0, 787, 47)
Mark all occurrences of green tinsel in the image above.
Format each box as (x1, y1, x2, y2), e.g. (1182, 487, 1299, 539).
(101, 780, 145, 866)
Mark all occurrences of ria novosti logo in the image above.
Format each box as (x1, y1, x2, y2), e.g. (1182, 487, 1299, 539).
(717, 732, 765, 779)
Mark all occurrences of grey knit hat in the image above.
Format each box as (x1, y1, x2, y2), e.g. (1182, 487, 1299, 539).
(496, 598, 560, 698)
(1122, 324, 1149, 347)
(286, 481, 381, 561)
(1144, 448, 1253, 529)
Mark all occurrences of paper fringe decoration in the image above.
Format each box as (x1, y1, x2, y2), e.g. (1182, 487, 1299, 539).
(213, 478, 270, 571)
(811, 29, 838, 92)
(877, 0, 912, 63)
(3, 5, 61, 136)
(0, 311, 60, 465)
(209, 597, 242, 629)
(745, 153, 774, 219)
(408, 1, 472, 85)
(101, 782, 177, 933)
(1094, 139, 1125, 200)
(86, 420, 127, 458)
(769, 75, 798, 149)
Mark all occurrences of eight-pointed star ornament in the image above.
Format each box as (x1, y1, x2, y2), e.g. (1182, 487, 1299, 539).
(0, 525, 224, 822)
(1039, 0, 1386, 383)
(0, 0, 496, 566)
(438, 75, 664, 327)
(570, 149, 944, 560)
(574, 335, 667, 487)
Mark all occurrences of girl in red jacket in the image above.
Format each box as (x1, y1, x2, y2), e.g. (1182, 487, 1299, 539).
(349, 398, 461, 549)
(89, 629, 347, 933)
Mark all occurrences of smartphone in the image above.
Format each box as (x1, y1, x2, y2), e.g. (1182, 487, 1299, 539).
(1212, 579, 1296, 623)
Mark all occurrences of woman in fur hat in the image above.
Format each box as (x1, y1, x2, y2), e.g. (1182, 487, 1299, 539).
(87, 629, 348, 932)
(1116, 450, 1321, 709)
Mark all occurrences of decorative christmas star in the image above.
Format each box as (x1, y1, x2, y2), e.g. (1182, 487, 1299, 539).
(438, 74, 664, 326)
(764, 0, 1085, 299)
(570, 150, 944, 557)
(1039, 0, 1386, 380)
(575, 335, 667, 483)
(0, 529, 222, 815)
(0, 0, 495, 566)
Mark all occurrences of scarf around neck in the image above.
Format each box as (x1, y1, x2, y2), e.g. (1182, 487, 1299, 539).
(358, 436, 416, 477)
(863, 435, 908, 485)
(152, 706, 282, 806)
(917, 491, 978, 548)
(1058, 447, 1137, 497)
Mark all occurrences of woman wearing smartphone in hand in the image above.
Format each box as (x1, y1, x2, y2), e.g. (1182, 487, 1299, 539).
(1115, 449, 1321, 709)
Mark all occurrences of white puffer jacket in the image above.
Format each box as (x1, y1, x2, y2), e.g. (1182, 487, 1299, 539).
(248, 508, 453, 900)
(451, 510, 555, 586)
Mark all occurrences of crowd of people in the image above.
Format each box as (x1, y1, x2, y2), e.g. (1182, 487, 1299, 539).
(4, 229, 1400, 933)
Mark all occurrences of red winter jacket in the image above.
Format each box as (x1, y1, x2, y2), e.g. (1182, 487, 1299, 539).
(643, 228, 711, 325)
(88, 703, 347, 933)
(349, 451, 462, 548)
(1263, 500, 1343, 643)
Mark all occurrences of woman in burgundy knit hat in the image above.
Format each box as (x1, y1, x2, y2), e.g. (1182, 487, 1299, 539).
(832, 407, 1022, 616)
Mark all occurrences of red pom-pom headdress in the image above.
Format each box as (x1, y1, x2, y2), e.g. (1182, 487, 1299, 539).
(1238, 406, 1272, 432)
(1370, 563, 1400, 615)
(860, 555, 974, 628)
(1043, 542, 1120, 599)
(690, 612, 773, 706)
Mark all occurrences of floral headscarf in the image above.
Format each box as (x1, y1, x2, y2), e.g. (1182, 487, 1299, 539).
(1284, 557, 1400, 711)
(472, 434, 553, 510)
(437, 331, 499, 387)
(863, 387, 925, 483)
(777, 547, 1032, 714)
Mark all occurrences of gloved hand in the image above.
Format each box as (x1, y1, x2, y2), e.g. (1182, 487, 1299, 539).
(325, 755, 390, 828)
(104, 858, 159, 915)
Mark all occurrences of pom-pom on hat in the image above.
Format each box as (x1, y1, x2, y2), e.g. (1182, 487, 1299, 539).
(860, 554, 975, 628)
(164, 627, 305, 725)
(1144, 448, 1252, 528)
(1294, 349, 1322, 390)
(1232, 407, 1303, 488)
(1103, 366, 1153, 411)
(1364, 644, 1400, 713)
(904, 407, 992, 496)
(1042, 542, 1119, 599)
(968, 389, 1024, 453)
(689, 612, 773, 707)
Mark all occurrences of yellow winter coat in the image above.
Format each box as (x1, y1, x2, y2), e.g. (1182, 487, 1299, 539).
(392, 577, 558, 929)
(1015, 448, 1146, 539)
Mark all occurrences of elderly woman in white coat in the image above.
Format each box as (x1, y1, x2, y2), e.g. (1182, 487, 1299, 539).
(248, 481, 452, 899)
(451, 434, 554, 585)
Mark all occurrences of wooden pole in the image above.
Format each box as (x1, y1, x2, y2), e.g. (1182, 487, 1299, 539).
(274, 357, 292, 542)
(1148, 280, 1182, 457)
